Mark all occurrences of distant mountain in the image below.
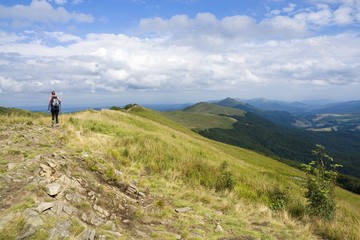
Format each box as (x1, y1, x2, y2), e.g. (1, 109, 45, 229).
(183, 102, 245, 116)
(163, 102, 245, 130)
(308, 100, 360, 114)
(217, 97, 258, 112)
(243, 98, 311, 113)
(216, 97, 298, 127)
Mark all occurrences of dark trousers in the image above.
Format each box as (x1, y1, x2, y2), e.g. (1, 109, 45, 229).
(51, 109, 60, 124)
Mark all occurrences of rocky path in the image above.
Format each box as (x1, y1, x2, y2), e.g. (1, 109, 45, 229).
(0, 122, 154, 239)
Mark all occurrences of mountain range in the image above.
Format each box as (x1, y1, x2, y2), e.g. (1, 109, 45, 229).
(163, 98, 360, 194)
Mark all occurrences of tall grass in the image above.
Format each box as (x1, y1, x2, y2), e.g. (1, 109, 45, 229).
(19, 108, 360, 239)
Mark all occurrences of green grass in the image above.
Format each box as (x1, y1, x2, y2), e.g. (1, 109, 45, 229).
(162, 102, 245, 130)
(0, 216, 28, 240)
(163, 111, 237, 130)
(2, 106, 360, 239)
(183, 102, 245, 116)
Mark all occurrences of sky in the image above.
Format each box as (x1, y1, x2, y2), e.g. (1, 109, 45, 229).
(0, 0, 360, 107)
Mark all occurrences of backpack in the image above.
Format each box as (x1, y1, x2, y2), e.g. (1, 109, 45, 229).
(51, 97, 60, 109)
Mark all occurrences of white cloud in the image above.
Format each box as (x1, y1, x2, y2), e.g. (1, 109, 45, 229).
(0, 31, 359, 96)
(0, 0, 93, 24)
(45, 31, 82, 42)
(334, 5, 354, 24)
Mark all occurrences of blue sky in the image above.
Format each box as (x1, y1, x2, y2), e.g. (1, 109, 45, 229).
(1, 0, 360, 107)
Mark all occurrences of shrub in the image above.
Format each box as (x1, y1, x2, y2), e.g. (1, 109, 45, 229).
(124, 104, 138, 110)
(215, 161, 235, 192)
(268, 187, 289, 211)
(301, 144, 342, 220)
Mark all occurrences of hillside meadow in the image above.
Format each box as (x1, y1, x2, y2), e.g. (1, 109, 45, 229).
(1, 106, 359, 239)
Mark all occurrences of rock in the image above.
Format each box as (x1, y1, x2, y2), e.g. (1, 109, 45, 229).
(82, 213, 88, 222)
(36, 202, 55, 213)
(214, 223, 224, 232)
(94, 204, 110, 218)
(88, 191, 96, 197)
(81, 228, 96, 240)
(89, 212, 104, 226)
(82, 152, 90, 159)
(214, 210, 223, 215)
(0, 213, 14, 231)
(110, 213, 117, 220)
(51, 203, 64, 215)
(63, 205, 77, 215)
(136, 230, 149, 238)
(40, 163, 51, 172)
(46, 182, 62, 197)
(66, 192, 83, 203)
(47, 160, 57, 168)
(65, 193, 74, 201)
(6, 163, 17, 170)
(175, 207, 192, 213)
(59, 175, 81, 188)
(48, 220, 71, 239)
(175, 234, 182, 240)
(98, 235, 106, 240)
(22, 209, 45, 235)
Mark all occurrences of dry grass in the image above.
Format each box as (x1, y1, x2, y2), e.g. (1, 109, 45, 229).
(4, 108, 359, 239)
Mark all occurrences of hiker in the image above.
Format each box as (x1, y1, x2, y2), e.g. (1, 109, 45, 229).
(48, 91, 62, 127)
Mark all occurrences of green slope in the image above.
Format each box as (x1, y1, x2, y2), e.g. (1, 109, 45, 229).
(165, 102, 360, 193)
(163, 102, 244, 130)
(1, 107, 360, 239)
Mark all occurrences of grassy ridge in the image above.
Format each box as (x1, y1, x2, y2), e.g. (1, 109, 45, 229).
(2, 107, 360, 239)
(163, 102, 244, 130)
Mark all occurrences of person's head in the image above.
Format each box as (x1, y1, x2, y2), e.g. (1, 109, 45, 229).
(51, 91, 56, 95)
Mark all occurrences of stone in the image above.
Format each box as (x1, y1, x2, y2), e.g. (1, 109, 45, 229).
(48, 220, 71, 239)
(46, 182, 62, 197)
(50, 203, 62, 215)
(136, 230, 149, 238)
(7, 163, 17, 170)
(82, 152, 90, 159)
(63, 205, 77, 215)
(36, 202, 55, 213)
(82, 213, 88, 222)
(103, 209, 110, 218)
(89, 212, 103, 226)
(81, 228, 96, 240)
(47, 160, 57, 168)
(93, 204, 103, 213)
(214, 210, 223, 215)
(23, 209, 45, 228)
(98, 235, 106, 240)
(0, 213, 14, 231)
(175, 207, 192, 213)
(88, 191, 96, 197)
(214, 223, 224, 232)
(40, 163, 51, 172)
(66, 192, 83, 203)
(65, 193, 74, 201)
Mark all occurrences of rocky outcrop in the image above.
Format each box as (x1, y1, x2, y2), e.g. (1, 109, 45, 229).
(0, 123, 152, 239)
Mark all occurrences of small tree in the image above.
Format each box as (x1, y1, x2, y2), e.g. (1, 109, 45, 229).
(301, 144, 342, 220)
